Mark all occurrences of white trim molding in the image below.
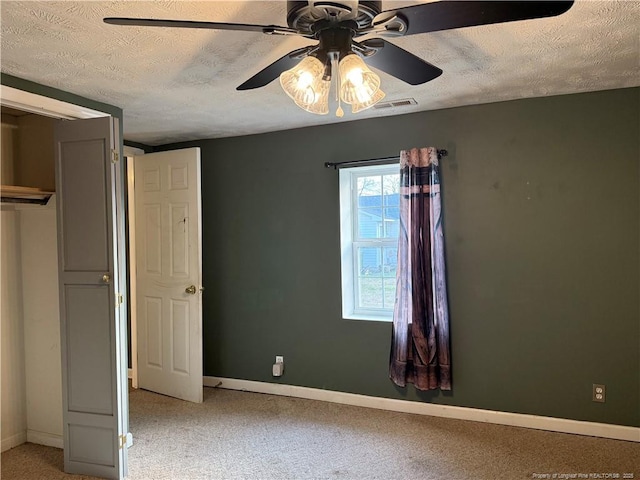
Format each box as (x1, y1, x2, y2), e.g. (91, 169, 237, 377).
(204, 377, 640, 443)
(27, 430, 63, 449)
(125, 154, 139, 389)
(0, 85, 108, 120)
(1, 431, 27, 452)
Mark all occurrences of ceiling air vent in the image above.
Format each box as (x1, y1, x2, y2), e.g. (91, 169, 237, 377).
(373, 98, 418, 110)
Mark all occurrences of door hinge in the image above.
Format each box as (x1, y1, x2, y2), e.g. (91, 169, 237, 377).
(111, 149, 120, 163)
(115, 293, 123, 307)
(118, 434, 126, 450)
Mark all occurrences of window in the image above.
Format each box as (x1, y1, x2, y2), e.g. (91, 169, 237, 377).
(339, 163, 400, 321)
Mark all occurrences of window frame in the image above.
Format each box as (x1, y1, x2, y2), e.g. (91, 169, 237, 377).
(339, 162, 399, 322)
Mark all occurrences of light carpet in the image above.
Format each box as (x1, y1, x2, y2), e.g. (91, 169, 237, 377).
(2, 386, 638, 479)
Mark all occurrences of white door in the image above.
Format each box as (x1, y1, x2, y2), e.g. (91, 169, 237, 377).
(55, 116, 128, 479)
(134, 148, 203, 403)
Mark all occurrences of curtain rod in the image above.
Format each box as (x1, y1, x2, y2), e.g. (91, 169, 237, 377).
(325, 149, 448, 169)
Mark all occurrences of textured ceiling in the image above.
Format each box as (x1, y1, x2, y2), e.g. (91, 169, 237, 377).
(1, 1, 638, 146)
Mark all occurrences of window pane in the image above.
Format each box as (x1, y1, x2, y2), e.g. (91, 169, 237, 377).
(357, 176, 382, 207)
(383, 278, 396, 309)
(382, 247, 397, 277)
(358, 277, 383, 309)
(358, 208, 383, 239)
(383, 174, 400, 203)
(383, 207, 399, 238)
(358, 246, 382, 276)
(382, 173, 400, 239)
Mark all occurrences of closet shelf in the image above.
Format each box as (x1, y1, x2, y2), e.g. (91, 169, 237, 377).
(1, 185, 54, 205)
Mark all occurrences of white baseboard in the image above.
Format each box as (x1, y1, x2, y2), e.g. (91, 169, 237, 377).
(27, 430, 63, 449)
(204, 376, 640, 443)
(1, 431, 27, 452)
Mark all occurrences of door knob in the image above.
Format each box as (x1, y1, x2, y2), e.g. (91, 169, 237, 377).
(102, 274, 110, 284)
(185, 285, 197, 295)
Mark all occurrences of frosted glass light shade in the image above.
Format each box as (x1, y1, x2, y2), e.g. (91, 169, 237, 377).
(279, 56, 330, 115)
(338, 54, 383, 111)
(350, 87, 385, 113)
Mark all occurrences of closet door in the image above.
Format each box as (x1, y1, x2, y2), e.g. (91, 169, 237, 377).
(55, 116, 127, 479)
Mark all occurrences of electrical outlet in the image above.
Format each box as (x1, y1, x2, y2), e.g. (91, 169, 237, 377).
(275, 356, 283, 364)
(593, 384, 605, 403)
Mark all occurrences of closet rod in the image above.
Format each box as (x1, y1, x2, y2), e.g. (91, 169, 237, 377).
(325, 149, 448, 169)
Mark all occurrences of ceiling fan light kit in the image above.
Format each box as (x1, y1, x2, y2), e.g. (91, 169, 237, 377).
(277, 22, 386, 116)
(104, 1, 575, 117)
(280, 45, 386, 115)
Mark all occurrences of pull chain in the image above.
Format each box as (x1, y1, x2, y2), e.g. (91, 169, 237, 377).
(332, 54, 344, 117)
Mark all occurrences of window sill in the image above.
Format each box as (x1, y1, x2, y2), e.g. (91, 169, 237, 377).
(343, 313, 392, 323)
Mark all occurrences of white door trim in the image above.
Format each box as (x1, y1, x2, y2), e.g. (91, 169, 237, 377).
(124, 146, 144, 390)
(0, 85, 108, 119)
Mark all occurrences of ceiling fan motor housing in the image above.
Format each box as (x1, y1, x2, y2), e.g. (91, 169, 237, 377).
(286, 1, 382, 34)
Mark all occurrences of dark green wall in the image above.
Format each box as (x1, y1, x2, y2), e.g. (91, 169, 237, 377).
(6, 73, 636, 427)
(160, 87, 639, 427)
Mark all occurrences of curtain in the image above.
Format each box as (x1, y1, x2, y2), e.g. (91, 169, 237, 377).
(389, 147, 451, 391)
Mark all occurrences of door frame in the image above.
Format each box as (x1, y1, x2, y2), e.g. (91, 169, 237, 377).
(123, 146, 144, 389)
(0, 85, 132, 454)
(1, 86, 109, 120)
(2, 86, 203, 405)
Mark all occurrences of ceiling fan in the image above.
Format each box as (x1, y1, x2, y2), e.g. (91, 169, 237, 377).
(104, 1, 574, 115)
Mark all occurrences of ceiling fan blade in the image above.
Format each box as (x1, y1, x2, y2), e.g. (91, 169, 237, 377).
(103, 17, 299, 35)
(236, 47, 314, 91)
(360, 39, 442, 85)
(376, 1, 574, 36)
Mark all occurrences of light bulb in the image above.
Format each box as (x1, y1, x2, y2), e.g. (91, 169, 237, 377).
(346, 68, 364, 86)
(297, 71, 314, 89)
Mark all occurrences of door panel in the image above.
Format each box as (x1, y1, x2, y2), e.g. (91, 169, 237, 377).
(144, 204, 162, 274)
(66, 285, 113, 415)
(135, 148, 202, 403)
(55, 116, 127, 479)
(68, 424, 114, 465)
(170, 203, 189, 276)
(170, 299, 190, 374)
(59, 140, 110, 271)
(144, 296, 163, 368)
